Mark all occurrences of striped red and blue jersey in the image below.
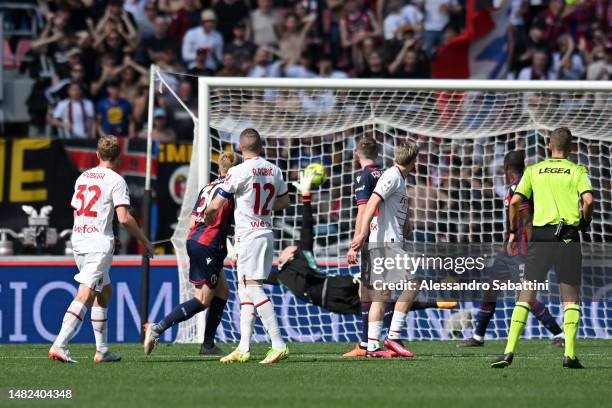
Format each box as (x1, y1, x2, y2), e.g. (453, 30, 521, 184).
(354, 164, 383, 206)
(502, 177, 532, 253)
(187, 177, 234, 249)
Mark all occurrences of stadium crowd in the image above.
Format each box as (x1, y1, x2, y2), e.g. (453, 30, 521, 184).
(9, 0, 611, 141)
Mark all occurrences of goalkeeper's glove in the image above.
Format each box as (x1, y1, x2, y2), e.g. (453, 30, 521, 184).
(291, 171, 315, 196)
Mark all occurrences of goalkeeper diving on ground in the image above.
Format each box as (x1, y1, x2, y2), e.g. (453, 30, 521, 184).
(273, 141, 457, 358)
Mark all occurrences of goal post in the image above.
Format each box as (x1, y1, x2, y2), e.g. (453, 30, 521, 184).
(168, 76, 612, 343)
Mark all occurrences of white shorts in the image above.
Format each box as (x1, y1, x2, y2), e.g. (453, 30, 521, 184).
(73, 252, 113, 292)
(235, 233, 274, 283)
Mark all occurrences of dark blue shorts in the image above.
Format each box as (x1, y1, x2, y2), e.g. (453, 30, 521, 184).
(489, 251, 525, 282)
(187, 240, 226, 288)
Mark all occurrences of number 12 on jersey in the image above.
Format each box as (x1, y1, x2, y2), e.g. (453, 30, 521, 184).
(253, 183, 275, 215)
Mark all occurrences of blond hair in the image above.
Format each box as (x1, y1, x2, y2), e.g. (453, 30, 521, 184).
(395, 140, 419, 166)
(356, 136, 378, 160)
(218, 151, 239, 174)
(97, 135, 121, 162)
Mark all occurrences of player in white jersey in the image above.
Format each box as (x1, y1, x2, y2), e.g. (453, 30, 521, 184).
(49, 136, 154, 364)
(351, 140, 419, 359)
(204, 128, 290, 365)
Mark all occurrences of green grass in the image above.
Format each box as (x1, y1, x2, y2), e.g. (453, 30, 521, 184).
(1, 340, 611, 407)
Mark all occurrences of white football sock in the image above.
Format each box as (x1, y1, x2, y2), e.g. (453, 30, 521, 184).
(472, 334, 484, 342)
(237, 287, 255, 352)
(247, 285, 285, 349)
(367, 320, 383, 351)
(388, 311, 406, 340)
(54, 301, 87, 349)
(91, 307, 108, 354)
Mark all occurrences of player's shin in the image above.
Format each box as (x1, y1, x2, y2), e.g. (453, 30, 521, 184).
(367, 321, 383, 351)
(91, 307, 109, 353)
(387, 310, 406, 340)
(203, 296, 227, 347)
(247, 285, 285, 349)
(473, 302, 496, 341)
(530, 301, 563, 336)
(360, 302, 371, 348)
(154, 297, 206, 333)
(237, 286, 255, 352)
(563, 304, 580, 359)
(504, 301, 531, 354)
(54, 301, 88, 348)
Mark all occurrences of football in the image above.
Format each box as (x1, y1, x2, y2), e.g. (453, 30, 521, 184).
(304, 162, 327, 186)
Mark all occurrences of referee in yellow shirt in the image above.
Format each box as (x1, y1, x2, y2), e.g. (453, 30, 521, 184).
(491, 127, 594, 369)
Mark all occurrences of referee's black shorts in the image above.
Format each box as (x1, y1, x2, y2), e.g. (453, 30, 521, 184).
(523, 226, 582, 286)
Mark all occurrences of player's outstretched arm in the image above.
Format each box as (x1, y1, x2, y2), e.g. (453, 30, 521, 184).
(116, 206, 154, 257)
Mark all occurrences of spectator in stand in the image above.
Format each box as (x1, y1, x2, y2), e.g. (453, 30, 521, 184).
(187, 48, 216, 78)
(538, 0, 577, 51)
(517, 48, 556, 80)
(31, 25, 75, 79)
(167, 0, 202, 43)
(389, 33, 430, 78)
(90, 52, 123, 98)
(278, 12, 317, 67)
(139, 108, 177, 142)
(95, 0, 139, 49)
(285, 51, 317, 78)
(182, 9, 224, 69)
(317, 54, 348, 79)
(359, 51, 389, 78)
(138, 15, 179, 66)
(167, 80, 197, 141)
(50, 82, 95, 139)
(95, 79, 134, 138)
(44, 51, 89, 102)
(383, 0, 423, 41)
(248, 46, 282, 77)
(225, 20, 256, 72)
(132, 0, 158, 39)
(118, 56, 149, 102)
(250, 0, 282, 47)
(416, 0, 462, 56)
(510, 17, 549, 76)
(216, 53, 245, 76)
(553, 34, 585, 80)
(340, 0, 381, 70)
(586, 41, 612, 80)
(214, 0, 250, 43)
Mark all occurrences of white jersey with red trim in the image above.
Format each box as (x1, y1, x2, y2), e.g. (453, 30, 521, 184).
(369, 166, 408, 243)
(70, 166, 130, 254)
(221, 156, 288, 239)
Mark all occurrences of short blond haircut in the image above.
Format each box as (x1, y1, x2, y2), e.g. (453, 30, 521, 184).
(395, 140, 419, 167)
(97, 135, 121, 162)
(218, 151, 239, 173)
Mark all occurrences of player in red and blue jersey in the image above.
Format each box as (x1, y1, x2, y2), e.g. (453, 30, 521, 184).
(144, 152, 238, 356)
(458, 151, 564, 348)
(345, 137, 384, 357)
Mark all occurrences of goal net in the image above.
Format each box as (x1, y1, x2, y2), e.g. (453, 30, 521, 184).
(162, 75, 612, 343)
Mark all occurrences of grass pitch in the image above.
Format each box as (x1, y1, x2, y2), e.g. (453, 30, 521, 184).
(1, 340, 611, 407)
